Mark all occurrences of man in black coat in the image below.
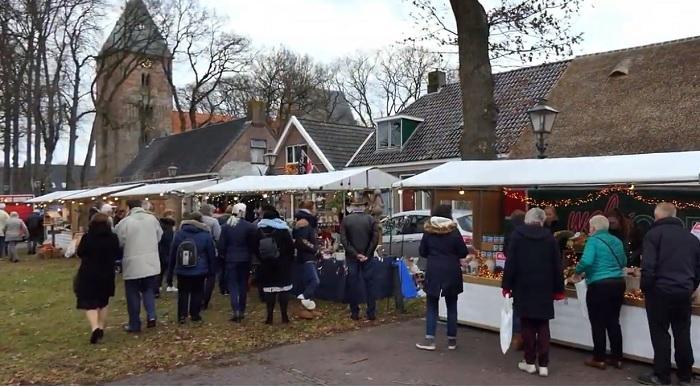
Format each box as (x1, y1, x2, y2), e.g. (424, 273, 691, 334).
(502, 208, 565, 377)
(26, 209, 44, 254)
(638, 203, 700, 386)
(340, 202, 379, 321)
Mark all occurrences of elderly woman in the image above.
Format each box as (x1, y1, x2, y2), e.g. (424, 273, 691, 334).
(4, 212, 28, 262)
(574, 215, 627, 370)
(502, 208, 565, 377)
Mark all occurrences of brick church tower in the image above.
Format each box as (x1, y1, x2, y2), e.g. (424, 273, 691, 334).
(93, 0, 173, 184)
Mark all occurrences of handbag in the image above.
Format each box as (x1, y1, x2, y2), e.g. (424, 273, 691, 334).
(499, 295, 513, 354)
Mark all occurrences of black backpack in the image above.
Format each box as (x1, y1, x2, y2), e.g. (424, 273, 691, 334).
(176, 238, 198, 268)
(259, 230, 280, 261)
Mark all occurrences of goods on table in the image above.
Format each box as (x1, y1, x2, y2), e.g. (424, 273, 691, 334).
(37, 243, 65, 259)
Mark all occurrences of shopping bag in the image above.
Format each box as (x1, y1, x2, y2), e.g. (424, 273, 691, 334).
(396, 259, 418, 299)
(500, 295, 513, 354)
(575, 279, 588, 319)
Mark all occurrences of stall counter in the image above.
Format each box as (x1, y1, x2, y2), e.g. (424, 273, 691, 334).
(442, 275, 700, 372)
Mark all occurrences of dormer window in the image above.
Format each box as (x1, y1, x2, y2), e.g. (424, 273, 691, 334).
(375, 115, 424, 151)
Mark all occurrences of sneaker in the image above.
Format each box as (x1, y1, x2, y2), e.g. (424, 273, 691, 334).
(518, 361, 537, 374)
(415, 338, 436, 351)
(297, 294, 306, 300)
(166, 286, 178, 292)
(539, 367, 549, 377)
(123, 324, 141, 333)
(300, 299, 316, 310)
(637, 373, 670, 386)
(447, 338, 457, 350)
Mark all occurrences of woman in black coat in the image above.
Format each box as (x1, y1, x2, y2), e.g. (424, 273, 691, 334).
(74, 213, 121, 344)
(415, 205, 468, 352)
(502, 208, 565, 377)
(256, 206, 295, 324)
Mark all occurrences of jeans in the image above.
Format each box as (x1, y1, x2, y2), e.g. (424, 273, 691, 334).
(521, 318, 550, 367)
(177, 275, 205, 321)
(7, 241, 20, 262)
(124, 276, 158, 331)
(425, 294, 458, 338)
(347, 258, 376, 318)
(645, 289, 695, 383)
(226, 262, 251, 315)
(586, 278, 625, 361)
(301, 261, 320, 300)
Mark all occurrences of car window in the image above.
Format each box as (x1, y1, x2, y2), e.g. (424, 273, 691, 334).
(382, 217, 401, 236)
(456, 214, 473, 232)
(401, 215, 429, 235)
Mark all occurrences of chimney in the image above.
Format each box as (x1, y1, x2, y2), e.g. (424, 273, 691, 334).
(247, 99, 266, 127)
(427, 70, 446, 93)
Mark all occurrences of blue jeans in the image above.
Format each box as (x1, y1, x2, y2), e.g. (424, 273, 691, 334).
(124, 276, 157, 330)
(226, 262, 251, 315)
(426, 294, 458, 338)
(301, 261, 320, 300)
(347, 258, 376, 318)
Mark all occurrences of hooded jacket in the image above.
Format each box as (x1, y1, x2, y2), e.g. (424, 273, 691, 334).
(169, 220, 216, 278)
(219, 216, 259, 264)
(293, 209, 319, 263)
(158, 217, 176, 266)
(502, 224, 564, 320)
(257, 218, 295, 291)
(642, 217, 700, 294)
(115, 207, 163, 280)
(419, 217, 469, 297)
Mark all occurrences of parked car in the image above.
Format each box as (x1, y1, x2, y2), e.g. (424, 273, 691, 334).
(379, 210, 473, 268)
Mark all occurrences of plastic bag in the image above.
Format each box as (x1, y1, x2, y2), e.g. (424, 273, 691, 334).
(64, 239, 78, 258)
(500, 295, 513, 354)
(396, 259, 418, 299)
(575, 279, 588, 319)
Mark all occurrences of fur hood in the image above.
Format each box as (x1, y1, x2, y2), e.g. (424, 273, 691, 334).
(423, 216, 457, 235)
(180, 219, 210, 232)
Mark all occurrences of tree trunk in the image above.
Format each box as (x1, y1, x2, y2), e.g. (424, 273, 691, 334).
(450, 0, 497, 160)
(11, 102, 20, 193)
(65, 65, 81, 190)
(81, 124, 96, 188)
(2, 101, 10, 195)
(33, 54, 42, 181)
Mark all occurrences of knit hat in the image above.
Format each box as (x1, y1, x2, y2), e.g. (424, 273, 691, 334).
(232, 203, 247, 217)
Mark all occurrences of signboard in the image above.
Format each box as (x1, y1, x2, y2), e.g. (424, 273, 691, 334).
(692, 222, 700, 241)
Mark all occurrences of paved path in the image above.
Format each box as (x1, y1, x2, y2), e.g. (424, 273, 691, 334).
(114, 319, 656, 385)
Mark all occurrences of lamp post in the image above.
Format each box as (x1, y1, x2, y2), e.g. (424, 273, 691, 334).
(264, 151, 277, 176)
(167, 164, 178, 178)
(527, 98, 559, 159)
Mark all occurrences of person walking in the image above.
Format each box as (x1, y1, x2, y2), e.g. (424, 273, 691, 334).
(26, 209, 44, 255)
(158, 210, 177, 296)
(504, 209, 526, 351)
(219, 203, 258, 322)
(115, 199, 163, 333)
(294, 200, 320, 311)
(168, 212, 216, 324)
(637, 203, 700, 386)
(340, 201, 379, 321)
(74, 213, 121, 344)
(256, 206, 295, 325)
(199, 203, 222, 309)
(502, 208, 565, 378)
(573, 215, 627, 370)
(0, 203, 10, 258)
(4, 212, 28, 263)
(415, 204, 468, 351)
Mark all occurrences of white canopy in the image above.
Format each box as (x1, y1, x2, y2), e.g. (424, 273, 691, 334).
(61, 183, 143, 201)
(199, 168, 399, 194)
(395, 151, 700, 189)
(25, 189, 88, 203)
(111, 179, 218, 198)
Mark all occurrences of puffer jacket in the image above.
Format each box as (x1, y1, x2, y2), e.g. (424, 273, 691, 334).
(576, 230, 626, 285)
(218, 217, 259, 264)
(293, 210, 319, 263)
(4, 217, 29, 242)
(115, 208, 163, 280)
(419, 216, 469, 297)
(169, 220, 216, 278)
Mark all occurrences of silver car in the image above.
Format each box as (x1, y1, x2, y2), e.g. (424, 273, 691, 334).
(379, 210, 473, 266)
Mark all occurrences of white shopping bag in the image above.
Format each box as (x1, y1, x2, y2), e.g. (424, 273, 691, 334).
(500, 296, 513, 354)
(575, 279, 588, 319)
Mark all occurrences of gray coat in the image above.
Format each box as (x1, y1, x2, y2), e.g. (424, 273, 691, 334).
(115, 208, 163, 280)
(4, 217, 28, 242)
(340, 212, 378, 260)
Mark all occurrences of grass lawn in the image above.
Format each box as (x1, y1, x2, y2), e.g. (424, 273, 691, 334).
(0, 253, 423, 385)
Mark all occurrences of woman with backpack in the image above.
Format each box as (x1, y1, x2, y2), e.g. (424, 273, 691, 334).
(168, 212, 217, 324)
(256, 206, 295, 324)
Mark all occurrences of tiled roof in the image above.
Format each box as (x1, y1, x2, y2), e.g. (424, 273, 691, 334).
(349, 60, 570, 166)
(118, 118, 247, 181)
(170, 111, 234, 134)
(100, 0, 171, 58)
(297, 119, 372, 169)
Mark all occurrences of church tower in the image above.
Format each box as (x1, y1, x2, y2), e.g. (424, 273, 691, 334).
(93, 0, 173, 184)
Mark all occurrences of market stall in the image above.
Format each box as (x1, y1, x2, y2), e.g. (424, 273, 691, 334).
(110, 179, 219, 218)
(60, 183, 143, 234)
(24, 189, 90, 251)
(395, 151, 700, 370)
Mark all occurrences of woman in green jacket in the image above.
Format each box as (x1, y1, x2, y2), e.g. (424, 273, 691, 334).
(575, 215, 627, 370)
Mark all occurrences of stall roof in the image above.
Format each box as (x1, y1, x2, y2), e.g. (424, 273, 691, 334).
(25, 189, 89, 203)
(198, 168, 399, 194)
(61, 183, 143, 200)
(395, 151, 700, 188)
(111, 179, 219, 197)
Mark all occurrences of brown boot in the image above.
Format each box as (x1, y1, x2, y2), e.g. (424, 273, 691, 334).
(605, 358, 623, 369)
(511, 334, 524, 351)
(584, 358, 607, 370)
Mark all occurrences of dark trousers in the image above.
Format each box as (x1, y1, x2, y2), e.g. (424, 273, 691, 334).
(425, 294, 458, 338)
(28, 236, 43, 254)
(0, 236, 5, 258)
(264, 291, 289, 323)
(521, 318, 550, 367)
(177, 274, 205, 321)
(586, 278, 625, 361)
(347, 258, 376, 318)
(202, 267, 223, 308)
(124, 276, 157, 331)
(301, 261, 320, 300)
(645, 289, 695, 383)
(226, 262, 251, 315)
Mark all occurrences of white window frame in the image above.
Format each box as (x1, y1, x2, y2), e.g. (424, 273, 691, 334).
(250, 139, 267, 164)
(286, 144, 308, 164)
(376, 119, 402, 150)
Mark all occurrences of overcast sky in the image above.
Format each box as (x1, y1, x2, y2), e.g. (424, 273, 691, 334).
(39, 0, 700, 164)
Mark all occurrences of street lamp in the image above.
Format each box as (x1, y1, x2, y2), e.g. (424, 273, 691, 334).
(264, 151, 277, 176)
(527, 98, 559, 159)
(167, 164, 178, 178)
